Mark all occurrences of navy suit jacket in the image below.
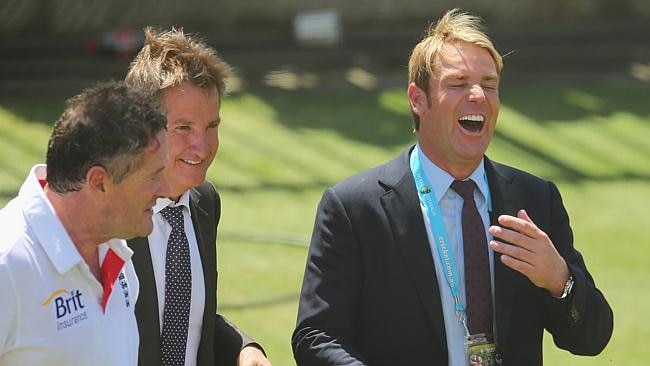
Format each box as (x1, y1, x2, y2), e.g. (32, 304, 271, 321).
(130, 181, 254, 366)
(292, 147, 613, 365)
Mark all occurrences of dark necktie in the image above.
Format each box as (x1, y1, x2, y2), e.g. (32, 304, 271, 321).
(451, 180, 493, 336)
(160, 206, 192, 366)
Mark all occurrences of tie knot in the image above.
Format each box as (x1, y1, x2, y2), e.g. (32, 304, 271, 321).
(160, 205, 185, 231)
(450, 179, 477, 201)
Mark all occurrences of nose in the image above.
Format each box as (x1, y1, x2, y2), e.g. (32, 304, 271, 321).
(190, 129, 218, 158)
(468, 84, 486, 103)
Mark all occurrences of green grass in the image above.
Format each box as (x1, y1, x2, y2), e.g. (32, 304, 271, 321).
(1, 79, 648, 365)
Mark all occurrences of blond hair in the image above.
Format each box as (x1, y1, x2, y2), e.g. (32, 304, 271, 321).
(125, 27, 230, 97)
(408, 9, 502, 130)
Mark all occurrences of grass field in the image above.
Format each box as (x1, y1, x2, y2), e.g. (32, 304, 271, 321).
(1, 79, 648, 365)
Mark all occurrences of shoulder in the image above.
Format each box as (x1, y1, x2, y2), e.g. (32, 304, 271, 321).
(330, 149, 411, 202)
(333, 163, 388, 195)
(190, 181, 221, 220)
(486, 158, 564, 215)
(192, 180, 219, 199)
(488, 158, 553, 190)
(0, 198, 32, 260)
(0, 204, 39, 309)
(190, 181, 220, 207)
(326, 164, 392, 214)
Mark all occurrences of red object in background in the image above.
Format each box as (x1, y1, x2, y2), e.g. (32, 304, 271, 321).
(84, 28, 144, 59)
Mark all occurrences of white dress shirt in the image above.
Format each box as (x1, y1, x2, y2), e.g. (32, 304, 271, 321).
(412, 149, 495, 366)
(148, 193, 205, 366)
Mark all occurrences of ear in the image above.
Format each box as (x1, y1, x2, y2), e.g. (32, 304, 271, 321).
(408, 82, 427, 116)
(86, 165, 110, 194)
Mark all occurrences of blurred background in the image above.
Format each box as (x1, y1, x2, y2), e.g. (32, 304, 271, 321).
(1, 0, 649, 95)
(1, 1, 649, 365)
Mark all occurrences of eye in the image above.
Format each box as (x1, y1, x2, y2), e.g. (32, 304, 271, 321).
(482, 84, 498, 92)
(207, 122, 219, 129)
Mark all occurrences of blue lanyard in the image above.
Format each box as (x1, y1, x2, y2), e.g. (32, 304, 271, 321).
(409, 145, 491, 336)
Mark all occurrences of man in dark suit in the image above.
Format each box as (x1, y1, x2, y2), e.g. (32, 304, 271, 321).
(292, 9, 613, 366)
(126, 27, 271, 366)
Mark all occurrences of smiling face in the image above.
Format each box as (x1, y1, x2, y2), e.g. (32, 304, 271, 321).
(162, 82, 220, 200)
(408, 41, 500, 179)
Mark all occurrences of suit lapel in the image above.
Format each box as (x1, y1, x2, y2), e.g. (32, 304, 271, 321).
(189, 185, 217, 366)
(189, 187, 209, 263)
(129, 236, 162, 365)
(484, 158, 519, 349)
(189, 186, 215, 323)
(380, 149, 447, 350)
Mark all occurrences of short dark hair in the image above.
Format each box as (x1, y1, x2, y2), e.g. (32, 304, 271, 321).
(46, 80, 166, 193)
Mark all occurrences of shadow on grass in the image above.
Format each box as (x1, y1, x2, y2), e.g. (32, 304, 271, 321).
(1, 80, 649, 194)
(0, 190, 17, 203)
(238, 80, 650, 186)
(242, 87, 413, 148)
(499, 82, 650, 124)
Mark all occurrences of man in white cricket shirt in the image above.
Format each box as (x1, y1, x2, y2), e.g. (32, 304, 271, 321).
(0, 81, 170, 366)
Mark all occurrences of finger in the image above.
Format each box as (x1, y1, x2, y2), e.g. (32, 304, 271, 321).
(490, 240, 535, 266)
(497, 213, 542, 239)
(517, 209, 539, 228)
(489, 225, 536, 252)
(498, 252, 535, 278)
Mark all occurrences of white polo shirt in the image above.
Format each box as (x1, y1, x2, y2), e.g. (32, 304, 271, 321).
(0, 165, 140, 366)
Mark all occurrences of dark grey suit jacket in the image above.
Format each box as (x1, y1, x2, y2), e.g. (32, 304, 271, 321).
(292, 147, 613, 365)
(130, 181, 255, 366)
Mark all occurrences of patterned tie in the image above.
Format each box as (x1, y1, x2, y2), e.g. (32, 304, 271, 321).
(160, 206, 192, 366)
(451, 180, 493, 336)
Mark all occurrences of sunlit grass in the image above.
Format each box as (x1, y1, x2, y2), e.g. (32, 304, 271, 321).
(0, 80, 648, 366)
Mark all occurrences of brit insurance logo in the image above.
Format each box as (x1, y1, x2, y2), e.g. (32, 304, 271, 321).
(42, 289, 89, 331)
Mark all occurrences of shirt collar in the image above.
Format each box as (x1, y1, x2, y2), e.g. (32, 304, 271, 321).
(21, 164, 84, 274)
(416, 148, 489, 204)
(99, 239, 134, 263)
(153, 189, 191, 216)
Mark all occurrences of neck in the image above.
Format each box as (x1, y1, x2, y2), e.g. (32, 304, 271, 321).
(45, 186, 103, 280)
(417, 145, 481, 181)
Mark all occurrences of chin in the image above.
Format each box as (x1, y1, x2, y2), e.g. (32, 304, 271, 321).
(184, 176, 206, 189)
(137, 219, 154, 236)
(136, 226, 154, 238)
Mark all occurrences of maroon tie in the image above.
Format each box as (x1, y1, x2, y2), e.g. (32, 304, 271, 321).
(451, 180, 493, 336)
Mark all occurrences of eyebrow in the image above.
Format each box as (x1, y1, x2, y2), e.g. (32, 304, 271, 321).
(482, 74, 500, 82)
(169, 117, 221, 126)
(169, 119, 194, 126)
(445, 73, 500, 82)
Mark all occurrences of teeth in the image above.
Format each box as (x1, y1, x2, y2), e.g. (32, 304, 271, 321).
(459, 114, 484, 122)
(181, 159, 202, 165)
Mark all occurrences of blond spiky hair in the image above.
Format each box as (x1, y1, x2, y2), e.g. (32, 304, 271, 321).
(125, 27, 230, 97)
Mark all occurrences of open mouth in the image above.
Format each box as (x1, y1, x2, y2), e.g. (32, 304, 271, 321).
(180, 159, 202, 165)
(458, 114, 484, 133)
